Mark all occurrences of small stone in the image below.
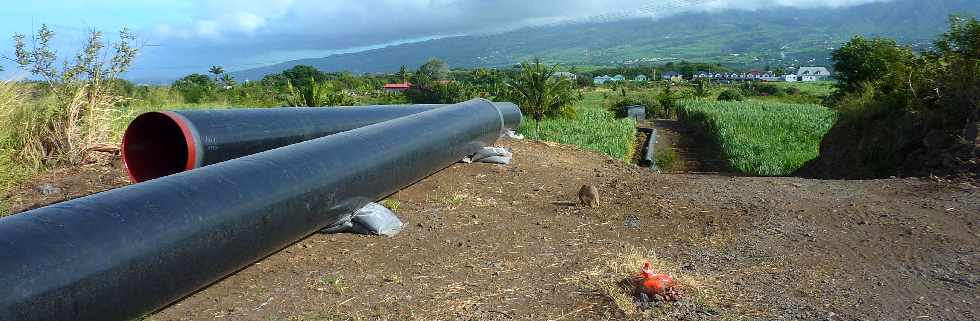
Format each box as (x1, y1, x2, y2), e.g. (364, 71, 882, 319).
(624, 213, 641, 229)
(37, 184, 60, 196)
(637, 292, 651, 303)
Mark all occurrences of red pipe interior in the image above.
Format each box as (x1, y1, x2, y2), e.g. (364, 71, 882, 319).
(121, 112, 191, 183)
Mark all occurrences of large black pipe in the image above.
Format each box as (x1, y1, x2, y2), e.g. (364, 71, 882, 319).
(121, 103, 520, 182)
(0, 99, 521, 321)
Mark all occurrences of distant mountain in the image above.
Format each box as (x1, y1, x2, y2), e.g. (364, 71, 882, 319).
(232, 0, 980, 80)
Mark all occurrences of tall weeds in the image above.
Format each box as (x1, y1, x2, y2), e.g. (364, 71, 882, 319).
(2, 25, 137, 166)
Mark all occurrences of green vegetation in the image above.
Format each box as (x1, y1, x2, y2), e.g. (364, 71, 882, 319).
(283, 78, 355, 107)
(380, 198, 401, 212)
(504, 58, 579, 132)
(519, 92, 637, 161)
(767, 81, 835, 98)
(801, 16, 979, 178)
(717, 89, 744, 101)
(654, 147, 681, 172)
(678, 100, 836, 176)
(606, 94, 663, 119)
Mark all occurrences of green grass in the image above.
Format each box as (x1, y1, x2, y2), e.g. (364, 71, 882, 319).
(0, 151, 35, 216)
(518, 92, 638, 161)
(678, 100, 837, 176)
(767, 81, 836, 97)
(654, 147, 681, 172)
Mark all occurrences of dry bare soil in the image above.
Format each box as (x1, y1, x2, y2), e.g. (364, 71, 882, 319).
(5, 139, 979, 320)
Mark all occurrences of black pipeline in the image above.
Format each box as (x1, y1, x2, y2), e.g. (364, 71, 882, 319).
(0, 99, 521, 321)
(121, 103, 520, 182)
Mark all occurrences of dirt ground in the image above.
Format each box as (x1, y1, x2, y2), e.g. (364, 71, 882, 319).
(4, 138, 979, 320)
(646, 119, 730, 174)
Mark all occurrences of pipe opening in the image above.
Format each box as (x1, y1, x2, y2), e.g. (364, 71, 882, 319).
(122, 112, 192, 182)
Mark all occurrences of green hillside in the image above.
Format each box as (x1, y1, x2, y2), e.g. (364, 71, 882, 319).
(233, 0, 979, 80)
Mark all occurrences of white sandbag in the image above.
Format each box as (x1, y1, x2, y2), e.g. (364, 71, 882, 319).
(320, 202, 405, 237)
(462, 147, 513, 164)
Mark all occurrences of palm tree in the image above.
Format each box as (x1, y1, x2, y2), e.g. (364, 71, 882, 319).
(220, 73, 236, 87)
(505, 58, 579, 134)
(396, 65, 411, 83)
(208, 66, 224, 81)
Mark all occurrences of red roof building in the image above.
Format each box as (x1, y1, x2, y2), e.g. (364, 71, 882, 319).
(383, 82, 412, 92)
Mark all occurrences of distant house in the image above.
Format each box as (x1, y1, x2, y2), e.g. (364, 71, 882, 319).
(610, 75, 626, 82)
(781, 74, 799, 82)
(552, 72, 578, 81)
(593, 75, 612, 85)
(633, 74, 649, 82)
(383, 82, 412, 93)
(760, 71, 779, 82)
(661, 71, 683, 82)
(796, 67, 831, 81)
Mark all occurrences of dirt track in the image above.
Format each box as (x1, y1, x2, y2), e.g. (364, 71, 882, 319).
(5, 139, 979, 320)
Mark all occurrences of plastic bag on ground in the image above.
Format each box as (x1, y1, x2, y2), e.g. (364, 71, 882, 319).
(462, 147, 513, 165)
(320, 202, 405, 237)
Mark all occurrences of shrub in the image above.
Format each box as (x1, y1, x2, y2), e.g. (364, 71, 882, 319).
(283, 78, 355, 107)
(405, 74, 477, 105)
(658, 89, 677, 118)
(717, 89, 744, 101)
(607, 95, 665, 119)
(753, 83, 781, 96)
(607, 97, 643, 118)
(172, 74, 216, 104)
(801, 16, 980, 178)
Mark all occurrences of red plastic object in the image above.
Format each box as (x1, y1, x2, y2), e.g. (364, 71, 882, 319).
(637, 261, 675, 296)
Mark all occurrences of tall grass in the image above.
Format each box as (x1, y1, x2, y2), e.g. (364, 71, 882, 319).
(518, 92, 637, 161)
(678, 100, 836, 176)
(0, 81, 37, 216)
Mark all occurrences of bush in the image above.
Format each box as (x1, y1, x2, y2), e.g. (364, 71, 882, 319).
(717, 89, 744, 101)
(405, 77, 476, 104)
(172, 74, 216, 104)
(658, 90, 677, 118)
(800, 16, 980, 178)
(607, 94, 664, 119)
(607, 97, 643, 118)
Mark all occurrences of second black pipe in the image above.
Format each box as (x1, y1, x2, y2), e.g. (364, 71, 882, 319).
(121, 103, 521, 182)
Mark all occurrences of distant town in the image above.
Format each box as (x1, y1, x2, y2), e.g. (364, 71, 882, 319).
(590, 66, 831, 85)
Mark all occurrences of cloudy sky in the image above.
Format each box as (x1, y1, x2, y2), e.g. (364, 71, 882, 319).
(0, 0, 891, 80)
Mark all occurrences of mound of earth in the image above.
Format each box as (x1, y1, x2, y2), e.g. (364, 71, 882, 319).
(3, 139, 978, 320)
(798, 118, 979, 180)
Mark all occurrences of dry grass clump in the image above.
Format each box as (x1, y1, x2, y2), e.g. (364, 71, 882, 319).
(574, 248, 728, 320)
(0, 83, 124, 167)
